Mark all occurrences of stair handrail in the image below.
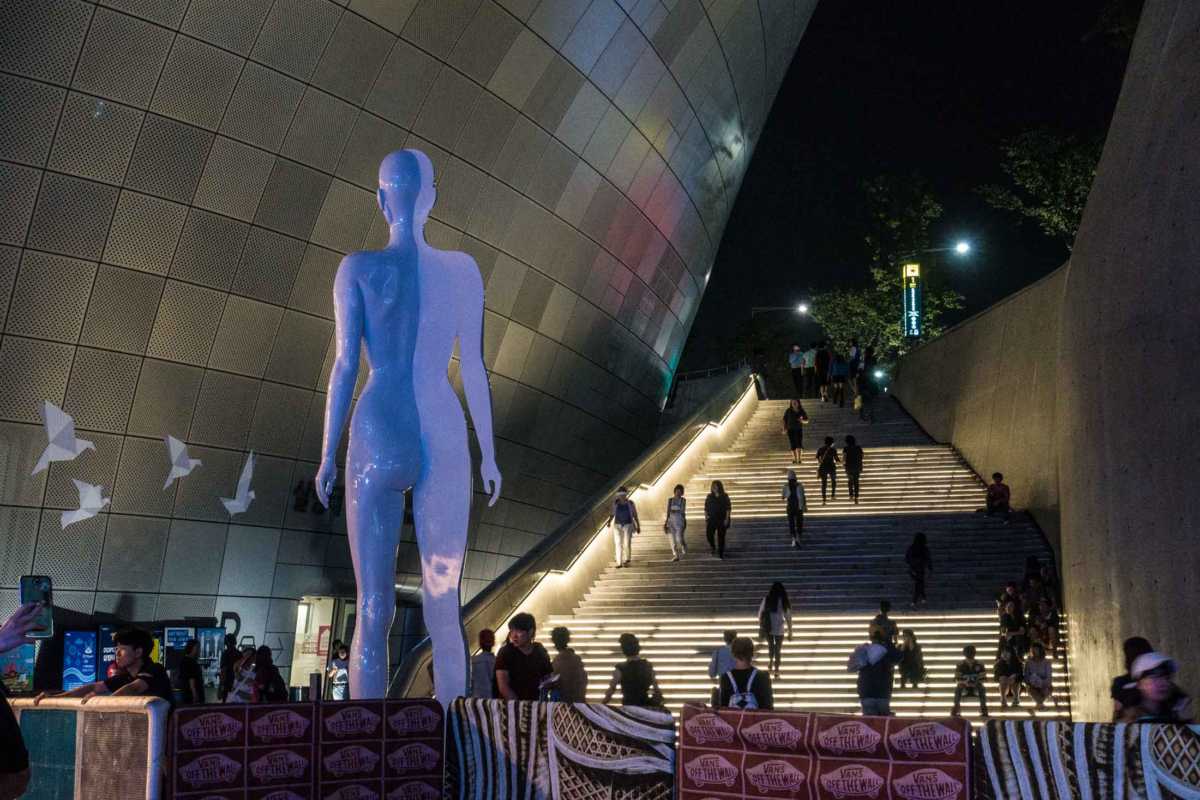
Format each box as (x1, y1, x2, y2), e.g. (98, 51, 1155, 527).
(389, 367, 759, 698)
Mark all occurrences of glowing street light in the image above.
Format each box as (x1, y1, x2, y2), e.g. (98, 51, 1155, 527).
(797, 303, 809, 315)
(954, 240, 971, 255)
(874, 369, 885, 380)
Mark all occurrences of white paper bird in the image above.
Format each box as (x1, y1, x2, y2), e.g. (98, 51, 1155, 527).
(61, 480, 110, 529)
(221, 451, 256, 515)
(33, 401, 94, 475)
(163, 435, 202, 489)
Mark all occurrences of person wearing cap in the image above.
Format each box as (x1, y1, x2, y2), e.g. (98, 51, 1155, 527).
(1118, 652, 1193, 723)
(1110, 636, 1154, 720)
(610, 486, 641, 568)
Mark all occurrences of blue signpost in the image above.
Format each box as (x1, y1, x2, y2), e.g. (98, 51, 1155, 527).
(902, 263, 922, 337)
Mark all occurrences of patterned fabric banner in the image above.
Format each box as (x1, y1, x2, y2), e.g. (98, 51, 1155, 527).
(169, 699, 444, 800)
(678, 704, 971, 800)
(445, 698, 676, 799)
(976, 720, 1200, 800)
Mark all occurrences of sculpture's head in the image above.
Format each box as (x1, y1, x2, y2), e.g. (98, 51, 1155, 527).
(378, 149, 435, 227)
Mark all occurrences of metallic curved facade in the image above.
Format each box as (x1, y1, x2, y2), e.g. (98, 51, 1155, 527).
(0, 0, 814, 672)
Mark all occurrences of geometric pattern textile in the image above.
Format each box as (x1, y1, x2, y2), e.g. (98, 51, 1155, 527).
(976, 720, 1200, 800)
(446, 698, 676, 799)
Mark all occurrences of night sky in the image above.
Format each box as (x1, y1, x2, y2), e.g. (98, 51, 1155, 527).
(679, 1, 1136, 369)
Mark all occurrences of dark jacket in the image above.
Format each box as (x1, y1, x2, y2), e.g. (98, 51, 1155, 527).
(850, 641, 902, 699)
(704, 493, 731, 523)
(843, 444, 864, 473)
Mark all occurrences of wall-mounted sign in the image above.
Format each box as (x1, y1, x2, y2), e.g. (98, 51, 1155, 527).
(902, 263, 922, 337)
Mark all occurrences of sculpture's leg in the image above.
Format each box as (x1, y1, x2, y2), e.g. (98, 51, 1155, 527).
(413, 456, 470, 707)
(346, 473, 404, 699)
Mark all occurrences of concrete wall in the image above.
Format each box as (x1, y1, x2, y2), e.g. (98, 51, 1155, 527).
(894, 0, 1200, 721)
(892, 265, 1067, 551)
(1055, 0, 1200, 722)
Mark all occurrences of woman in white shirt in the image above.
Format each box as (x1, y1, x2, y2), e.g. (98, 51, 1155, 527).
(663, 484, 687, 562)
(757, 582, 793, 679)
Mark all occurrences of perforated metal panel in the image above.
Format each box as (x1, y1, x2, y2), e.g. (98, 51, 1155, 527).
(110, 435, 177, 517)
(192, 136, 276, 221)
(125, 114, 215, 202)
(218, 524, 281, 595)
(72, 6, 173, 107)
(248, 381, 312, 457)
(151, 34, 243, 131)
(62, 348, 140, 433)
(145, 280, 227, 365)
(0, 336, 74, 423)
(161, 519, 227, 594)
(281, 88, 359, 172)
(0, 162, 41, 246)
(208, 295, 284, 377)
(254, 157, 331, 238)
(80, 265, 164, 353)
(181, 0, 274, 55)
(0, 506, 39, 586)
(231, 225, 307, 304)
(170, 208, 250, 289)
(0, 73, 65, 167)
(25, 173, 119, 260)
(312, 11, 393, 103)
(264, 311, 332, 388)
(188, 370, 260, 448)
(127, 358, 204, 437)
(308, 179, 375, 254)
(32, 509, 105, 590)
(5, 251, 96, 343)
(98, 514, 168, 592)
(0, 0, 94, 85)
(252, 0, 342, 81)
(48, 92, 144, 185)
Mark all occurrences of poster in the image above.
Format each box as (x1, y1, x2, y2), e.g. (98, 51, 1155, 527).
(0, 643, 36, 694)
(198, 627, 227, 691)
(62, 629, 98, 690)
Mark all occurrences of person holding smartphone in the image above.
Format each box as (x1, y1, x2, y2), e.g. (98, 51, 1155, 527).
(0, 603, 43, 800)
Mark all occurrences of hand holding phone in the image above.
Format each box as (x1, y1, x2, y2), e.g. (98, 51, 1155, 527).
(0, 602, 45, 653)
(18, 575, 54, 640)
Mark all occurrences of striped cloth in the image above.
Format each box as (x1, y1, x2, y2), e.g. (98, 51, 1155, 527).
(446, 698, 675, 799)
(976, 720, 1200, 799)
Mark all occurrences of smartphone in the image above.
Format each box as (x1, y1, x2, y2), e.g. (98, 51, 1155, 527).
(18, 575, 53, 639)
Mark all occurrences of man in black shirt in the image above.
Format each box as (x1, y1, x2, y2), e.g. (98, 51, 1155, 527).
(37, 627, 173, 707)
(843, 435, 864, 503)
(495, 613, 552, 701)
(174, 638, 204, 705)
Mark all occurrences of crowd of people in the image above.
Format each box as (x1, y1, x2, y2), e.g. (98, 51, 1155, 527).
(788, 341, 879, 420)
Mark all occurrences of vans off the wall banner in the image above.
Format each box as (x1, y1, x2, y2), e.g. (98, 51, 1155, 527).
(678, 704, 971, 800)
(445, 698, 676, 799)
(976, 720, 1200, 799)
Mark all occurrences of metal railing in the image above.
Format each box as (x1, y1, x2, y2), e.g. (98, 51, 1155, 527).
(390, 367, 757, 698)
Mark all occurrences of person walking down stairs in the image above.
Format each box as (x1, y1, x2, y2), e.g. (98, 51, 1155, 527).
(610, 487, 640, 569)
(782, 399, 809, 464)
(704, 481, 732, 559)
(757, 583, 793, 679)
(905, 532, 933, 608)
(781, 470, 807, 547)
(663, 484, 688, 562)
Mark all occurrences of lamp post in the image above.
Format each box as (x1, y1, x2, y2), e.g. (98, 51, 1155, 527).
(897, 241, 972, 338)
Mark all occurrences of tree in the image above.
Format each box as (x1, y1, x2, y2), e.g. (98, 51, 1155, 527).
(810, 175, 964, 359)
(978, 130, 1103, 251)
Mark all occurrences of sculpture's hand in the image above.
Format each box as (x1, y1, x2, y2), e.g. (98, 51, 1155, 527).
(480, 460, 502, 507)
(315, 459, 336, 507)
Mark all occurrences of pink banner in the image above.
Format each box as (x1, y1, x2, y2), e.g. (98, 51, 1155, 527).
(678, 705, 970, 800)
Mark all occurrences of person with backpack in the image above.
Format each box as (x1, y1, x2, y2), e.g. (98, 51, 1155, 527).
(905, 532, 932, 607)
(719, 637, 774, 710)
(610, 486, 641, 568)
(847, 625, 902, 716)
(757, 583, 793, 678)
(781, 470, 807, 547)
(816, 437, 840, 503)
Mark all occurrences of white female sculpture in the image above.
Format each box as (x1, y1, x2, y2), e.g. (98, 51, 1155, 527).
(316, 149, 502, 704)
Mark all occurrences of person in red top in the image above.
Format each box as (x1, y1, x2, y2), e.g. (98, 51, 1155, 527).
(986, 472, 1011, 522)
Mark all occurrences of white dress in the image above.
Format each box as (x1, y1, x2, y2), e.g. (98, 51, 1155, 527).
(665, 497, 686, 556)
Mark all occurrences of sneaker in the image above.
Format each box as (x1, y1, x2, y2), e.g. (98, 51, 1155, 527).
(671, 555, 679, 562)
(615, 564, 623, 569)
(682, 544, 688, 554)
(791, 539, 799, 548)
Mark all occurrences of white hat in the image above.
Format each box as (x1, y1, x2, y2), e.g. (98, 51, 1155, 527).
(1130, 651, 1177, 680)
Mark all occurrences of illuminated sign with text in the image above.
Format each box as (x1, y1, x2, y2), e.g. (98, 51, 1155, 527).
(902, 263, 922, 337)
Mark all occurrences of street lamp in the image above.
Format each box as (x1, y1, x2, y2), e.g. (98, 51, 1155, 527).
(750, 305, 810, 319)
(954, 240, 971, 255)
(796, 303, 809, 315)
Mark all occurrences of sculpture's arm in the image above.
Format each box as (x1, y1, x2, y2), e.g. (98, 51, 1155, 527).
(456, 259, 502, 506)
(316, 259, 363, 505)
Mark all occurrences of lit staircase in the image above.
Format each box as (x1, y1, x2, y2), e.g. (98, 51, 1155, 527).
(549, 397, 1069, 722)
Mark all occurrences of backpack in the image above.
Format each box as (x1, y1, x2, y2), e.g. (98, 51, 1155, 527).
(726, 669, 759, 710)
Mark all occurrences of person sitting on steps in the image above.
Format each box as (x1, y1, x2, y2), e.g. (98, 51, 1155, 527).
(985, 472, 1011, 522)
